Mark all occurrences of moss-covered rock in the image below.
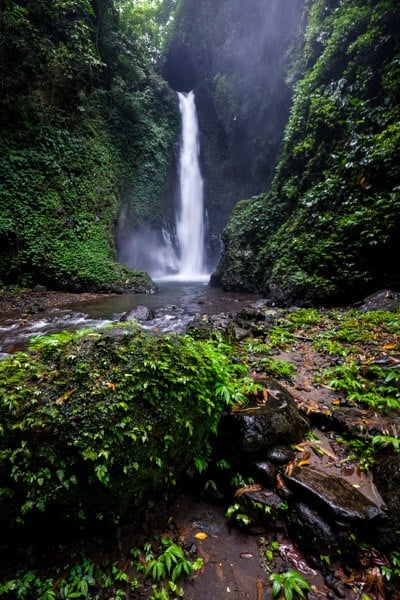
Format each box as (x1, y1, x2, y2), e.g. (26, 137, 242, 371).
(0, 325, 244, 533)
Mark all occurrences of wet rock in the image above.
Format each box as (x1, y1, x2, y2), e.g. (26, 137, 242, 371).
(217, 382, 309, 459)
(234, 306, 282, 333)
(239, 488, 286, 530)
(120, 305, 155, 322)
(185, 315, 215, 339)
(286, 501, 355, 560)
(372, 449, 400, 549)
(358, 289, 400, 312)
(306, 404, 397, 441)
(185, 313, 239, 342)
(266, 445, 295, 466)
(284, 466, 382, 522)
(249, 460, 277, 486)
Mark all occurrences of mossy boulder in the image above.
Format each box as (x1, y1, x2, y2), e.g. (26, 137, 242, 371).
(0, 325, 244, 534)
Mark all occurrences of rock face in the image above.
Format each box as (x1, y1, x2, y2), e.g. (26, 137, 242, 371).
(209, 1, 400, 305)
(162, 0, 303, 269)
(120, 305, 155, 322)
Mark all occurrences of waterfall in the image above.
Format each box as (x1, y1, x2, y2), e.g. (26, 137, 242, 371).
(119, 90, 208, 281)
(175, 90, 207, 280)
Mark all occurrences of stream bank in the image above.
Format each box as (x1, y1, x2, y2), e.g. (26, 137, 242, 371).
(0, 287, 399, 599)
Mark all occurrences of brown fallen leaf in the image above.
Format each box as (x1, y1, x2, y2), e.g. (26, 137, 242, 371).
(55, 388, 77, 404)
(256, 578, 263, 600)
(295, 441, 338, 461)
(234, 483, 263, 498)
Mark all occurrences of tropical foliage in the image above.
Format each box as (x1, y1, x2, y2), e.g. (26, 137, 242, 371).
(0, 325, 245, 533)
(0, 0, 178, 291)
(213, 0, 400, 305)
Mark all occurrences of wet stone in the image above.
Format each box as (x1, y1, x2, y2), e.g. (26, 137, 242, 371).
(120, 305, 155, 322)
(266, 444, 295, 466)
(250, 460, 277, 486)
(217, 382, 309, 459)
(284, 466, 382, 522)
(372, 449, 400, 549)
(286, 501, 356, 560)
(240, 489, 286, 529)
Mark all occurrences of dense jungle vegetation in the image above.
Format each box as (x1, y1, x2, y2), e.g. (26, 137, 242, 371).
(0, 0, 178, 292)
(212, 0, 400, 306)
(2, 0, 398, 303)
(1, 0, 400, 598)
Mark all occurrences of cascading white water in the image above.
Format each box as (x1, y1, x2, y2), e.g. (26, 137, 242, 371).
(121, 90, 208, 281)
(175, 90, 207, 279)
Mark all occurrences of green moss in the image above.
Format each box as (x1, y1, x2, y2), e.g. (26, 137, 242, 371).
(0, 1, 178, 292)
(216, 0, 400, 305)
(0, 325, 245, 531)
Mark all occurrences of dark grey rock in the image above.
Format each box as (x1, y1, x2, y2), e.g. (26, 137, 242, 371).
(120, 305, 155, 322)
(359, 289, 400, 312)
(266, 444, 295, 466)
(287, 501, 338, 553)
(250, 460, 277, 486)
(285, 466, 382, 522)
(372, 450, 400, 549)
(217, 381, 309, 458)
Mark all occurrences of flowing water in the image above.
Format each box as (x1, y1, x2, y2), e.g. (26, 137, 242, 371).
(116, 90, 208, 280)
(175, 91, 207, 278)
(0, 281, 262, 357)
(0, 94, 245, 355)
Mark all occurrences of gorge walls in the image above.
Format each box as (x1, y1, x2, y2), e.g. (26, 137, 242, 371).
(161, 0, 304, 269)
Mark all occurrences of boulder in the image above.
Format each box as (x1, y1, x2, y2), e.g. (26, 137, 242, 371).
(284, 466, 382, 522)
(120, 305, 155, 322)
(217, 380, 309, 459)
(359, 289, 400, 312)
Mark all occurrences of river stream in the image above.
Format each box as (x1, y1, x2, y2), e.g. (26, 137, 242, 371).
(0, 280, 262, 357)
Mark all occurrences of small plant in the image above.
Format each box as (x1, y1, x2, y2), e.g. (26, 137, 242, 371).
(316, 359, 400, 411)
(0, 556, 139, 599)
(336, 436, 376, 470)
(320, 554, 331, 567)
(371, 435, 400, 452)
(269, 569, 311, 600)
(286, 308, 321, 326)
(225, 502, 252, 527)
(311, 336, 349, 356)
(260, 357, 297, 381)
(132, 536, 203, 599)
(382, 551, 400, 583)
(263, 540, 281, 565)
(267, 325, 296, 349)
